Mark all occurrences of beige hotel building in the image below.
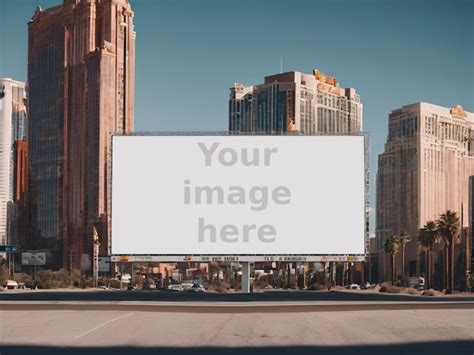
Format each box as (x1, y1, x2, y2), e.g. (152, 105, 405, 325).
(229, 70, 362, 134)
(376, 102, 474, 277)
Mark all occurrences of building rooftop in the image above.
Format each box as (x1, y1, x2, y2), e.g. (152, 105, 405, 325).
(391, 102, 474, 122)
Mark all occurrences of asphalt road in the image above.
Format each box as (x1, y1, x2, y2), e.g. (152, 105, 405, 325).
(1, 307, 473, 355)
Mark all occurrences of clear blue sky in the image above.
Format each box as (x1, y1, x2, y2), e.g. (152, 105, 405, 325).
(1, 0, 473, 232)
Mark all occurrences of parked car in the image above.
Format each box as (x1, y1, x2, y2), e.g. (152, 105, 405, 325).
(3, 280, 18, 290)
(347, 283, 360, 290)
(167, 284, 184, 292)
(181, 282, 194, 291)
(190, 283, 205, 293)
(360, 282, 374, 290)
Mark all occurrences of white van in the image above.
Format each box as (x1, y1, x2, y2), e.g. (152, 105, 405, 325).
(4, 280, 19, 290)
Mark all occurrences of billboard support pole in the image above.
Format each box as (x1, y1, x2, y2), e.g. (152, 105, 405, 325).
(241, 262, 250, 293)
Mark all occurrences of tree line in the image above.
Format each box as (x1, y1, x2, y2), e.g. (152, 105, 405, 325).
(384, 210, 467, 293)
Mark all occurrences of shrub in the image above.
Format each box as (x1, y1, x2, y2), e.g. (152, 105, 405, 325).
(109, 279, 122, 289)
(379, 282, 403, 294)
(135, 275, 145, 289)
(82, 277, 94, 288)
(212, 280, 230, 293)
(254, 275, 270, 290)
(422, 289, 443, 297)
(406, 287, 420, 295)
(0, 265, 8, 286)
(97, 277, 110, 288)
(36, 268, 80, 289)
(13, 273, 33, 288)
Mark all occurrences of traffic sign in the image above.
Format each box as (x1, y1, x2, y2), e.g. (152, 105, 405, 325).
(0, 245, 20, 253)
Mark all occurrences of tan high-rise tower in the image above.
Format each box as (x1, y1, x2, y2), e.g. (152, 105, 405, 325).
(376, 102, 474, 280)
(27, 0, 135, 269)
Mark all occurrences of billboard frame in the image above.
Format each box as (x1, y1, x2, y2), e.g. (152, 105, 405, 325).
(109, 131, 370, 262)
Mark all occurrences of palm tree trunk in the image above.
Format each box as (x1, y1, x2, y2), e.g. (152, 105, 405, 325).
(392, 254, 396, 284)
(449, 242, 455, 293)
(427, 246, 431, 289)
(402, 244, 406, 286)
(444, 243, 449, 292)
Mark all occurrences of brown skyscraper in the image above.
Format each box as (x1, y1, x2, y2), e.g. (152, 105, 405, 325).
(27, 0, 135, 269)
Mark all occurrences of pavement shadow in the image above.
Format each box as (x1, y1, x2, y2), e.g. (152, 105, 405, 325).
(1, 341, 473, 355)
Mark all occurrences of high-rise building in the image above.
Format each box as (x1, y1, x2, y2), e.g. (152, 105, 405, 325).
(229, 70, 362, 134)
(466, 176, 474, 287)
(0, 78, 27, 246)
(376, 102, 474, 278)
(9, 140, 29, 249)
(13, 141, 28, 204)
(27, 0, 135, 269)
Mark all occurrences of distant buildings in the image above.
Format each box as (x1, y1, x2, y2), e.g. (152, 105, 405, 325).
(376, 102, 474, 281)
(26, 0, 135, 269)
(0, 78, 27, 246)
(229, 70, 362, 134)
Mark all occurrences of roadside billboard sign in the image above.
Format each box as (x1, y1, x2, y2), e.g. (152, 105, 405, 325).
(21, 251, 46, 266)
(111, 135, 367, 256)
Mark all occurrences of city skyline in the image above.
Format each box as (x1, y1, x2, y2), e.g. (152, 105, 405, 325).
(1, 0, 473, 232)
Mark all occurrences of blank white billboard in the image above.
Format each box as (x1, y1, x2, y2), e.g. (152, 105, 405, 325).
(111, 135, 365, 255)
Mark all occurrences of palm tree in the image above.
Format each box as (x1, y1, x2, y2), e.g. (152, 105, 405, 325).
(398, 232, 411, 286)
(418, 228, 429, 283)
(384, 235, 400, 284)
(418, 221, 440, 289)
(437, 210, 460, 293)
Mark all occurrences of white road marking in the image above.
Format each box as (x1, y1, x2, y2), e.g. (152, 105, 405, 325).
(74, 312, 135, 340)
